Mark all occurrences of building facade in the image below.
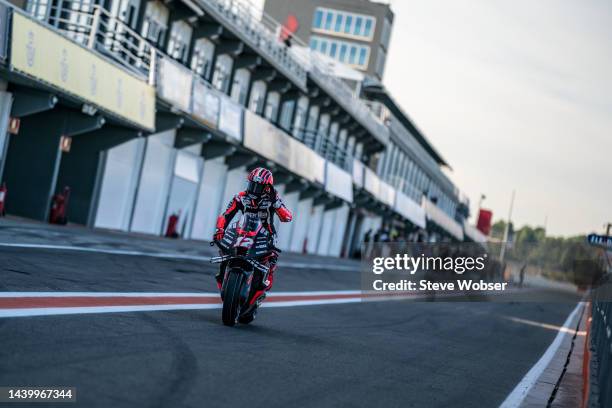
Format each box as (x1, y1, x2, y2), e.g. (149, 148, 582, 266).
(0, 0, 484, 259)
(263, 0, 393, 81)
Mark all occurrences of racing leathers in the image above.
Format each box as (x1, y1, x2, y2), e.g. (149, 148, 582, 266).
(214, 188, 293, 290)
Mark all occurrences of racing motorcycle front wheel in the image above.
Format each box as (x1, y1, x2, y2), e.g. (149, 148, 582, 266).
(222, 270, 244, 326)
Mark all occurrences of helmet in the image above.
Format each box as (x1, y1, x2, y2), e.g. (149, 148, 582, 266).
(247, 167, 273, 196)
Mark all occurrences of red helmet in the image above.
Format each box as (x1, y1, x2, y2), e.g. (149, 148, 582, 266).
(247, 167, 273, 196)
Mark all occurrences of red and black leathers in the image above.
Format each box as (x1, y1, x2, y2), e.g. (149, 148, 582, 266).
(214, 188, 292, 291)
(215, 189, 292, 234)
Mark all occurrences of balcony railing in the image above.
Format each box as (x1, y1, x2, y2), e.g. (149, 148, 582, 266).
(205, 0, 389, 145)
(26, 1, 155, 82)
(196, 0, 307, 89)
(27, 0, 387, 144)
(21, 1, 357, 173)
(300, 129, 353, 173)
(387, 114, 458, 199)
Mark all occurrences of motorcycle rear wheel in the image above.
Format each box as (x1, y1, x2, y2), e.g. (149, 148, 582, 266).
(222, 270, 244, 326)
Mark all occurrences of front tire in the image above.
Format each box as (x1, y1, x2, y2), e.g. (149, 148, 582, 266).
(222, 270, 244, 326)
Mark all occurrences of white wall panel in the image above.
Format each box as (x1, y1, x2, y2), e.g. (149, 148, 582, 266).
(271, 184, 285, 241)
(163, 151, 203, 238)
(290, 198, 312, 253)
(0, 91, 12, 181)
(191, 158, 228, 240)
(276, 190, 298, 251)
(325, 161, 353, 203)
(306, 204, 324, 254)
(220, 166, 247, 225)
(329, 204, 350, 257)
(130, 135, 175, 235)
(95, 138, 144, 231)
(316, 209, 336, 256)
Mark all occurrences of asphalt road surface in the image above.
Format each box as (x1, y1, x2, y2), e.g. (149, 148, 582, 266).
(0, 220, 580, 408)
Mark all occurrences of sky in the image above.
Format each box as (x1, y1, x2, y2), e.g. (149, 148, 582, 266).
(382, 0, 612, 236)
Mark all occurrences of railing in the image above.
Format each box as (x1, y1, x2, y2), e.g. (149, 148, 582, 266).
(198, 0, 307, 88)
(387, 113, 457, 199)
(387, 174, 423, 204)
(299, 128, 353, 173)
(202, 0, 388, 144)
(26, 0, 388, 148)
(590, 279, 612, 408)
(21, 0, 358, 171)
(26, 1, 155, 82)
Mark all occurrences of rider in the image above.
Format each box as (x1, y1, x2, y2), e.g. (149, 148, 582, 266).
(213, 167, 293, 291)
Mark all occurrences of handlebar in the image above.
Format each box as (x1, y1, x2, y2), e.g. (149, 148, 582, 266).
(211, 239, 282, 253)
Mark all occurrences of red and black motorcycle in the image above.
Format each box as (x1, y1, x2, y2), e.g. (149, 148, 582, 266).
(210, 212, 279, 326)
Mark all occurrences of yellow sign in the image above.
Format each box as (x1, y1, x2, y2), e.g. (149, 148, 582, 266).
(11, 13, 155, 130)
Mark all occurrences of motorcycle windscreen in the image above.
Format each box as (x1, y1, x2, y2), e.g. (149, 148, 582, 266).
(220, 213, 272, 257)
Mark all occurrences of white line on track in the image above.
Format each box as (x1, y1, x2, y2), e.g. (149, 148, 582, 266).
(0, 290, 413, 318)
(0, 291, 362, 298)
(0, 298, 375, 318)
(0, 304, 222, 318)
(498, 302, 583, 408)
(0, 242, 358, 271)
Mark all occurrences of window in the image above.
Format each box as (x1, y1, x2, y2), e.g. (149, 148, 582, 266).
(364, 18, 373, 37)
(27, 0, 50, 21)
(112, 0, 139, 28)
(324, 11, 333, 30)
(344, 15, 352, 34)
(354, 143, 363, 160)
(339, 44, 347, 62)
(305, 105, 319, 147)
(336, 129, 348, 164)
(334, 14, 343, 32)
(309, 38, 318, 50)
(320, 40, 328, 54)
(313, 9, 323, 29)
(329, 122, 339, 142)
(167, 21, 192, 63)
(312, 8, 375, 40)
(230, 69, 251, 106)
(190, 38, 215, 79)
(212, 54, 233, 93)
(310, 36, 370, 68)
(318, 114, 330, 135)
(248, 81, 266, 114)
(279, 100, 295, 132)
(141, 0, 168, 46)
(293, 97, 309, 139)
(316, 114, 330, 154)
(358, 47, 367, 66)
(264, 92, 280, 122)
(329, 43, 337, 58)
(354, 17, 362, 36)
(349, 46, 357, 64)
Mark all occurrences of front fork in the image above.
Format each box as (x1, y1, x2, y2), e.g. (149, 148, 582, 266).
(215, 257, 273, 304)
(219, 263, 255, 306)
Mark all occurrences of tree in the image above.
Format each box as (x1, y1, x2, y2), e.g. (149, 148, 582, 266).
(490, 219, 595, 283)
(491, 220, 506, 240)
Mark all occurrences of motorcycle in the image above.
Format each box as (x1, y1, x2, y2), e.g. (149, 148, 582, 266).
(210, 211, 280, 326)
